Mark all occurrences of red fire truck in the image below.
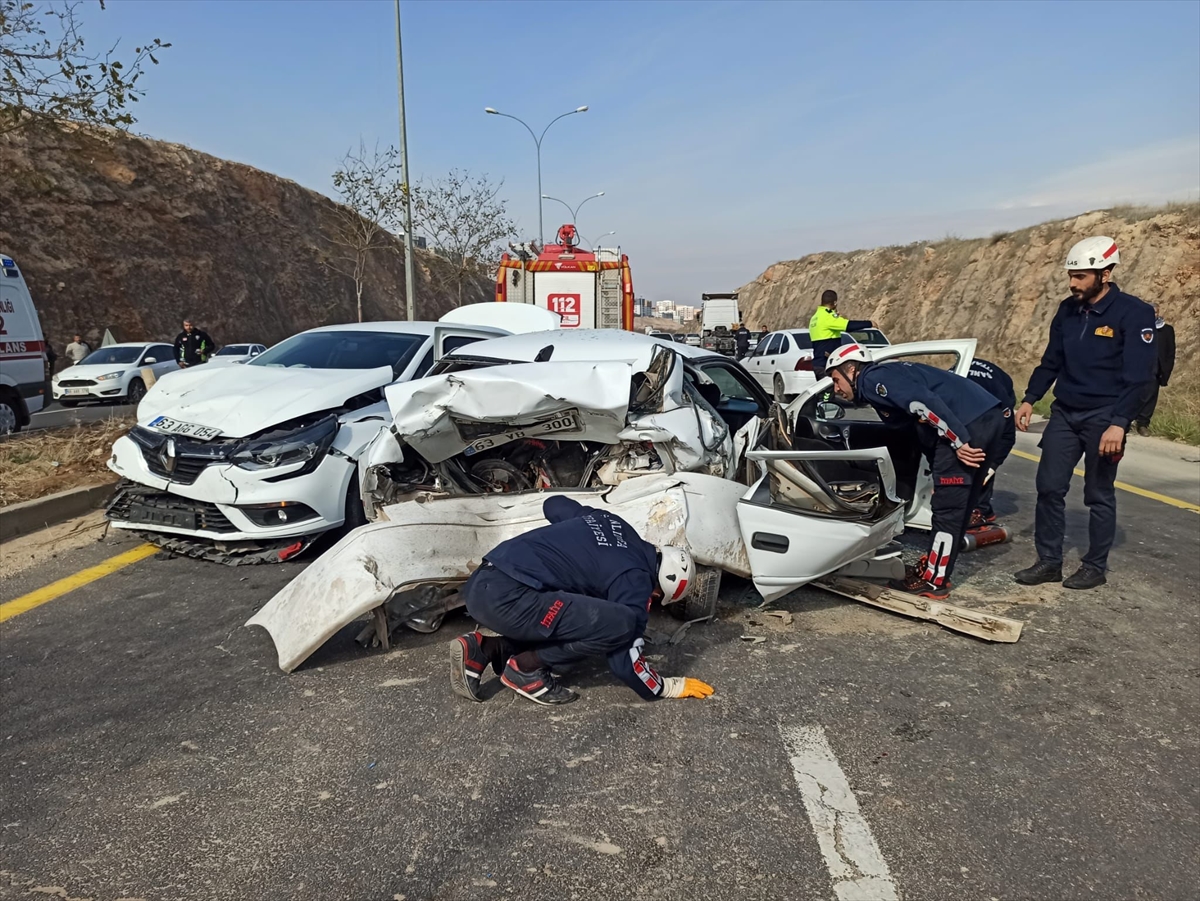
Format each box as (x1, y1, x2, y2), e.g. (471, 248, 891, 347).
(495, 224, 635, 330)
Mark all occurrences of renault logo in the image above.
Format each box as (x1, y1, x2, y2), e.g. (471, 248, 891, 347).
(159, 437, 178, 474)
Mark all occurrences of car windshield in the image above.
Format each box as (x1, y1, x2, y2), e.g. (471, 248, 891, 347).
(849, 328, 889, 345)
(216, 344, 252, 356)
(249, 330, 426, 370)
(81, 347, 142, 365)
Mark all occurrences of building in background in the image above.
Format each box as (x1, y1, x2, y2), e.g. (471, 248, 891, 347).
(678, 306, 697, 322)
(654, 300, 676, 318)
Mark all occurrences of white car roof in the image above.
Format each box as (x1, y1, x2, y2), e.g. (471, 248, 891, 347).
(447, 328, 726, 367)
(93, 342, 158, 349)
(299, 321, 441, 337)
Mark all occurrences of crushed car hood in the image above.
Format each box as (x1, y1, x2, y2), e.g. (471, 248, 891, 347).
(385, 361, 635, 464)
(138, 364, 395, 438)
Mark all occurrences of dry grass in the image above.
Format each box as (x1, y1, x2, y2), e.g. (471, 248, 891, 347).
(1029, 373, 1200, 445)
(0, 417, 133, 506)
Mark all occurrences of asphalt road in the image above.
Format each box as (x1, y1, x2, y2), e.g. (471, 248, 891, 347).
(1, 453, 1197, 901)
(28, 400, 136, 431)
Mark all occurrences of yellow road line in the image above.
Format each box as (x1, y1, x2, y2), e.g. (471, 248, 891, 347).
(1009, 448, 1200, 513)
(0, 543, 159, 623)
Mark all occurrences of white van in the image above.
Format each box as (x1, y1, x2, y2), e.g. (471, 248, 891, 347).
(0, 254, 48, 433)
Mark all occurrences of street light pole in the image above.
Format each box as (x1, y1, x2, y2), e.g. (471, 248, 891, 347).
(485, 105, 588, 244)
(394, 0, 416, 321)
(541, 191, 605, 229)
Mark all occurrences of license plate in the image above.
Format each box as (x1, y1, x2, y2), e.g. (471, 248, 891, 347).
(126, 503, 197, 530)
(462, 410, 580, 457)
(64, 387, 91, 396)
(147, 415, 222, 440)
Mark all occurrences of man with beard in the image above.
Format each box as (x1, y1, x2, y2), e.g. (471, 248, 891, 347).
(1013, 237, 1156, 591)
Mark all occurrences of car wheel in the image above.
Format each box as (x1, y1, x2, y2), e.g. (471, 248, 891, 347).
(773, 373, 787, 402)
(0, 396, 20, 434)
(126, 378, 146, 405)
(343, 470, 369, 531)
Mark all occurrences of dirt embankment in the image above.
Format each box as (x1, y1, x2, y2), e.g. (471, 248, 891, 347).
(0, 120, 491, 352)
(737, 204, 1199, 381)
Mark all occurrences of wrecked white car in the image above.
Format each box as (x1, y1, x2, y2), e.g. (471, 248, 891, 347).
(104, 304, 559, 563)
(248, 330, 981, 672)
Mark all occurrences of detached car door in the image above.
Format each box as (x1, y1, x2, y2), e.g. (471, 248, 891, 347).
(784, 338, 978, 530)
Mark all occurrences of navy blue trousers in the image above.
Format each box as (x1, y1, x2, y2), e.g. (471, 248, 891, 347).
(976, 407, 1017, 517)
(462, 564, 640, 669)
(1034, 404, 1124, 570)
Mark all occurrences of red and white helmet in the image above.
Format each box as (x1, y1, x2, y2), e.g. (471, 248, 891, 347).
(1065, 236, 1119, 270)
(658, 546, 694, 602)
(826, 342, 873, 370)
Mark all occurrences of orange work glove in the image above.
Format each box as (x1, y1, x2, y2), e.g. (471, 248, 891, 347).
(661, 677, 715, 699)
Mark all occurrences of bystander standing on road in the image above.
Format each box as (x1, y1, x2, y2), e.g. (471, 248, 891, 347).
(809, 290, 874, 378)
(449, 495, 714, 706)
(64, 334, 90, 365)
(1133, 305, 1176, 437)
(1014, 237, 1156, 590)
(174, 318, 217, 368)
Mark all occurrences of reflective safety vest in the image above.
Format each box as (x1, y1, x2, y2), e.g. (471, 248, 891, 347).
(809, 306, 849, 341)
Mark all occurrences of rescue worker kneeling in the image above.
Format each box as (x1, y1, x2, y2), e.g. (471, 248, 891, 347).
(449, 495, 715, 706)
(826, 343, 1007, 599)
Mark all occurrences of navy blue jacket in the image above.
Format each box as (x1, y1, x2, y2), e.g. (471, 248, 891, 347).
(1023, 284, 1156, 429)
(856, 361, 1000, 448)
(967, 358, 1016, 408)
(485, 496, 663, 700)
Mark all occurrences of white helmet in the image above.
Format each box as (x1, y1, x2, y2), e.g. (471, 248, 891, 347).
(658, 545, 694, 602)
(1065, 236, 1119, 270)
(826, 342, 873, 371)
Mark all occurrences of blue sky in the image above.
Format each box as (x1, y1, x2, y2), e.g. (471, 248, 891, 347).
(85, 0, 1199, 303)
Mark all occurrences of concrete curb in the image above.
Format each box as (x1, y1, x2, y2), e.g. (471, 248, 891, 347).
(0, 481, 117, 543)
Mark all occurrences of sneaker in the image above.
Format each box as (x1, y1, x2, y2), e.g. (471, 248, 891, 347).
(888, 569, 951, 600)
(500, 658, 579, 706)
(1014, 560, 1063, 585)
(1135, 424, 1151, 438)
(966, 508, 996, 531)
(1063, 563, 1107, 590)
(449, 631, 488, 702)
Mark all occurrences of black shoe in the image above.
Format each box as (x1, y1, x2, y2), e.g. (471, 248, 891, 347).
(1135, 424, 1151, 437)
(449, 631, 488, 702)
(500, 658, 579, 706)
(1063, 564, 1107, 590)
(1014, 560, 1063, 585)
(888, 568, 951, 600)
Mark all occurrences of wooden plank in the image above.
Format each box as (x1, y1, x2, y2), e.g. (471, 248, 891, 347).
(813, 576, 1024, 643)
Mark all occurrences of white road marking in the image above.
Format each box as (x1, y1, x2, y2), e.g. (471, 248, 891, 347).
(781, 725, 900, 901)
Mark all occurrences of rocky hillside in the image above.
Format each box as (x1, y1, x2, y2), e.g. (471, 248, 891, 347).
(738, 205, 1199, 379)
(0, 120, 490, 352)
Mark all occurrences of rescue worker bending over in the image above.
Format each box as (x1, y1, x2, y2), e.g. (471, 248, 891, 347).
(809, 289, 873, 378)
(965, 358, 1017, 528)
(450, 496, 715, 706)
(826, 343, 1007, 599)
(1013, 237, 1156, 590)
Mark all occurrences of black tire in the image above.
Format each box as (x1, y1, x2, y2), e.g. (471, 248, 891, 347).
(0, 396, 20, 434)
(126, 378, 146, 405)
(667, 566, 722, 621)
(343, 470, 369, 531)
(773, 373, 787, 402)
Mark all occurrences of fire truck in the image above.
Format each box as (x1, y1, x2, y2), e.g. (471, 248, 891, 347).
(495, 224, 635, 330)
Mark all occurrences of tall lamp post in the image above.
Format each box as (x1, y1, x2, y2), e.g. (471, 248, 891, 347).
(485, 105, 588, 244)
(541, 192, 605, 233)
(582, 230, 617, 249)
(394, 0, 416, 320)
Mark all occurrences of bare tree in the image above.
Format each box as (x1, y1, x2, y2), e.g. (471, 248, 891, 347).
(0, 0, 169, 135)
(328, 141, 407, 322)
(410, 170, 516, 307)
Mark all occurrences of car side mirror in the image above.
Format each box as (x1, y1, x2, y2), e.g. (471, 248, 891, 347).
(142, 357, 157, 364)
(250, 350, 260, 356)
(817, 402, 845, 421)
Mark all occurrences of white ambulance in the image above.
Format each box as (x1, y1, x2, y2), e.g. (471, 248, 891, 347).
(0, 254, 49, 433)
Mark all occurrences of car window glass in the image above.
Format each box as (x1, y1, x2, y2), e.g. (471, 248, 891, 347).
(778, 335, 790, 354)
(765, 334, 782, 355)
(155, 345, 174, 360)
(701, 363, 758, 402)
(413, 346, 435, 377)
(249, 330, 426, 370)
(848, 329, 888, 345)
(81, 347, 141, 365)
(792, 331, 813, 350)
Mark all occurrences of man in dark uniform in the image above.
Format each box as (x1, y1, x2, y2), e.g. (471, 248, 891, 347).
(173, 318, 217, 368)
(735, 323, 751, 358)
(449, 496, 715, 706)
(826, 343, 1007, 599)
(1014, 237, 1156, 590)
(965, 358, 1017, 528)
(1133, 305, 1176, 437)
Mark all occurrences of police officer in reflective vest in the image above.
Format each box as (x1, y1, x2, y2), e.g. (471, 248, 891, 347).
(826, 343, 1008, 599)
(1014, 237, 1156, 590)
(450, 496, 715, 706)
(809, 290, 874, 378)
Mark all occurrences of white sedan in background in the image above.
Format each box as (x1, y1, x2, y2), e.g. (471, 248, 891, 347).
(741, 326, 891, 398)
(53, 342, 179, 406)
(105, 304, 560, 564)
(207, 343, 267, 365)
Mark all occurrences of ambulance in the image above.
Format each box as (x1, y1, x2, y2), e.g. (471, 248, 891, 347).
(0, 254, 48, 433)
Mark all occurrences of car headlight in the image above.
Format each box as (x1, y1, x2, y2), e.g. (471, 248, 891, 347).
(232, 415, 338, 472)
(96, 371, 125, 381)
